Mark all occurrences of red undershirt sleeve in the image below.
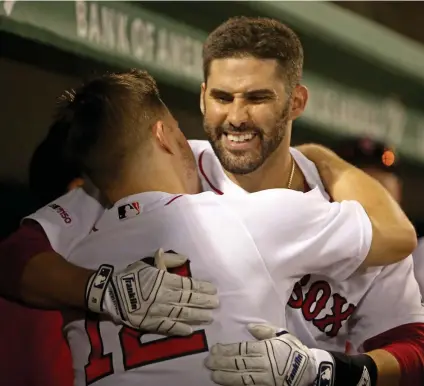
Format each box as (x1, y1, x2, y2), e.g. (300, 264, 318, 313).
(0, 220, 53, 298)
(363, 322, 424, 385)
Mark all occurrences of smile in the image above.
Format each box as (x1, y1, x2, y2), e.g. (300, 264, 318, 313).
(225, 132, 256, 143)
(222, 132, 259, 150)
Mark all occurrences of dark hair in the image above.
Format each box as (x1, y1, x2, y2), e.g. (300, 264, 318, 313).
(203, 16, 303, 89)
(60, 69, 165, 191)
(29, 115, 81, 207)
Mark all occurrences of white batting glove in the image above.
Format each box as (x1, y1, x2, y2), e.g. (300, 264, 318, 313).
(86, 249, 219, 335)
(205, 323, 323, 386)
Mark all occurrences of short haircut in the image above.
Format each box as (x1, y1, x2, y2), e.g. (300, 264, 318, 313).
(60, 69, 165, 191)
(29, 115, 81, 207)
(203, 16, 304, 89)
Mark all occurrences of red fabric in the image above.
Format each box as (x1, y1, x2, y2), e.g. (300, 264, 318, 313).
(0, 221, 73, 386)
(0, 299, 73, 386)
(0, 220, 52, 298)
(363, 323, 424, 386)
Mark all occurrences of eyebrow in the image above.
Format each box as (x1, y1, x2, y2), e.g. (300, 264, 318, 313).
(210, 88, 276, 98)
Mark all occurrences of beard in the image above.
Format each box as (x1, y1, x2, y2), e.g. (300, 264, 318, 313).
(203, 102, 291, 175)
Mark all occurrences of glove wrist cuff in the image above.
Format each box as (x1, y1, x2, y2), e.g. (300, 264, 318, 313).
(328, 351, 378, 386)
(310, 348, 336, 385)
(86, 264, 114, 313)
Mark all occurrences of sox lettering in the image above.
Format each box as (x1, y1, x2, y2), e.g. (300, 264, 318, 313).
(288, 275, 356, 337)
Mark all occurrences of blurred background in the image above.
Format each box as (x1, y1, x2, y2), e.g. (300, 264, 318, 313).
(1, 1, 424, 236)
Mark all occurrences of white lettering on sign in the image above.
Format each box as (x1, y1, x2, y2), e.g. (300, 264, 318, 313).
(304, 78, 410, 146)
(75, 0, 203, 81)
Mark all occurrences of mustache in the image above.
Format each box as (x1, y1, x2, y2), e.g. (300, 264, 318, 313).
(216, 124, 263, 136)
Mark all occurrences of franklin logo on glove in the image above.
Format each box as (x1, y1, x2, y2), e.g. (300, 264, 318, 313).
(85, 249, 218, 335)
(122, 273, 140, 312)
(286, 352, 307, 386)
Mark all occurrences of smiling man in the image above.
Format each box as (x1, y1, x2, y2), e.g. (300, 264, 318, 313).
(198, 17, 423, 386)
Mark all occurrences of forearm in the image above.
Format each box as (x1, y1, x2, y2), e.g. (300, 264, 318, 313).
(21, 251, 93, 309)
(298, 144, 416, 265)
(363, 323, 424, 386)
(366, 350, 401, 386)
(0, 221, 93, 309)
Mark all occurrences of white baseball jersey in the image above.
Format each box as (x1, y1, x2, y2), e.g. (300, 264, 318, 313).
(64, 185, 370, 386)
(192, 142, 424, 352)
(25, 139, 424, 358)
(413, 237, 424, 296)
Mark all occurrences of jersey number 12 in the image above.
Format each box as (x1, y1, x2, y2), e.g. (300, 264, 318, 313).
(84, 261, 209, 385)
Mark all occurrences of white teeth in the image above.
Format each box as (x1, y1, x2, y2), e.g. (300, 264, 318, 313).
(227, 133, 255, 143)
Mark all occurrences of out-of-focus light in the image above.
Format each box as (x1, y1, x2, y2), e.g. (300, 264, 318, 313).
(382, 150, 395, 166)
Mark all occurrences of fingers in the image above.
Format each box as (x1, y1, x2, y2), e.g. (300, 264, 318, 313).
(160, 288, 219, 309)
(154, 248, 167, 270)
(210, 371, 269, 386)
(149, 303, 213, 324)
(247, 323, 288, 340)
(138, 317, 193, 336)
(162, 253, 188, 269)
(210, 341, 264, 356)
(205, 355, 266, 371)
(154, 248, 188, 270)
(162, 273, 217, 295)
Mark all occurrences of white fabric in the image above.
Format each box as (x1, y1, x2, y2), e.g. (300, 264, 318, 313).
(24, 187, 103, 258)
(194, 143, 424, 353)
(63, 182, 369, 385)
(413, 237, 424, 297)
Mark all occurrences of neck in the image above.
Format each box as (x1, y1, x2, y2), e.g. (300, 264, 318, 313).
(225, 136, 305, 193)
(105, 163, 189, 205)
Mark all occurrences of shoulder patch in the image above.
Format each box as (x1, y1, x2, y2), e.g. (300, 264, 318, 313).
(48, 203, 73, 225)
(118, 202, 141, 220)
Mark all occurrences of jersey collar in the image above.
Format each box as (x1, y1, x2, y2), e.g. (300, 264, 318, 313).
(196, 144, 329, 199)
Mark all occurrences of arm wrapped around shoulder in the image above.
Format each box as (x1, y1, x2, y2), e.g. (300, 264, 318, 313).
(297, 144, 417, 266)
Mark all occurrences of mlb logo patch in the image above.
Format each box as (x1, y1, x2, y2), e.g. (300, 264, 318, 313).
(316, 362, 334, 386)
(93, 266, 113, 290)
(118, 202, 141, 220)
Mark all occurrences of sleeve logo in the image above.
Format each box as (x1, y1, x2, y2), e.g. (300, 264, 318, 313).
(48, 203, 72, 224)
(118, 202, 141, 220)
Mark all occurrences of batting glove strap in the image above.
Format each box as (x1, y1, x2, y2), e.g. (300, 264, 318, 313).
(326, 350, 378, 386)
(86, 264, 115, 314)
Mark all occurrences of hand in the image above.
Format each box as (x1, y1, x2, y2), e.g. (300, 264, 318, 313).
(86, 249, 219, 335)
(205, 323, 320, 386)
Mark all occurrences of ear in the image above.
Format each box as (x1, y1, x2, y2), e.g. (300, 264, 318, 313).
(290, 84, 308, 121)
(152, 120, 174, 155)
(200, 83, 206, 115)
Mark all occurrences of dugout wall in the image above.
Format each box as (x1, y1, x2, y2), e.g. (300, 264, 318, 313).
(1, 1, 424, 222)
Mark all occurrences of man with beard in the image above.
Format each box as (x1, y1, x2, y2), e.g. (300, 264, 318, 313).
(0, 16, 423, 386)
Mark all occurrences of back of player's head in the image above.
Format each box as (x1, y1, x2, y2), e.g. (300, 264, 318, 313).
(29, 115, 82, 207)
(60, 69, 166, 191)
(203, 16, 303, 90)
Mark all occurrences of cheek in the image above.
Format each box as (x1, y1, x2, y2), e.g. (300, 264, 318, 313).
(205, 100, 227, 123)
(250, 106, 279, 132)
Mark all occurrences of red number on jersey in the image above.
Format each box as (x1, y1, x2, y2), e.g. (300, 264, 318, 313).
(84, 260, 208, 384)
(85, 318, 114, 384)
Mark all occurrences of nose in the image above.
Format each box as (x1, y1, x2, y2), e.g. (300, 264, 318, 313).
(227, 99, 249, 128)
